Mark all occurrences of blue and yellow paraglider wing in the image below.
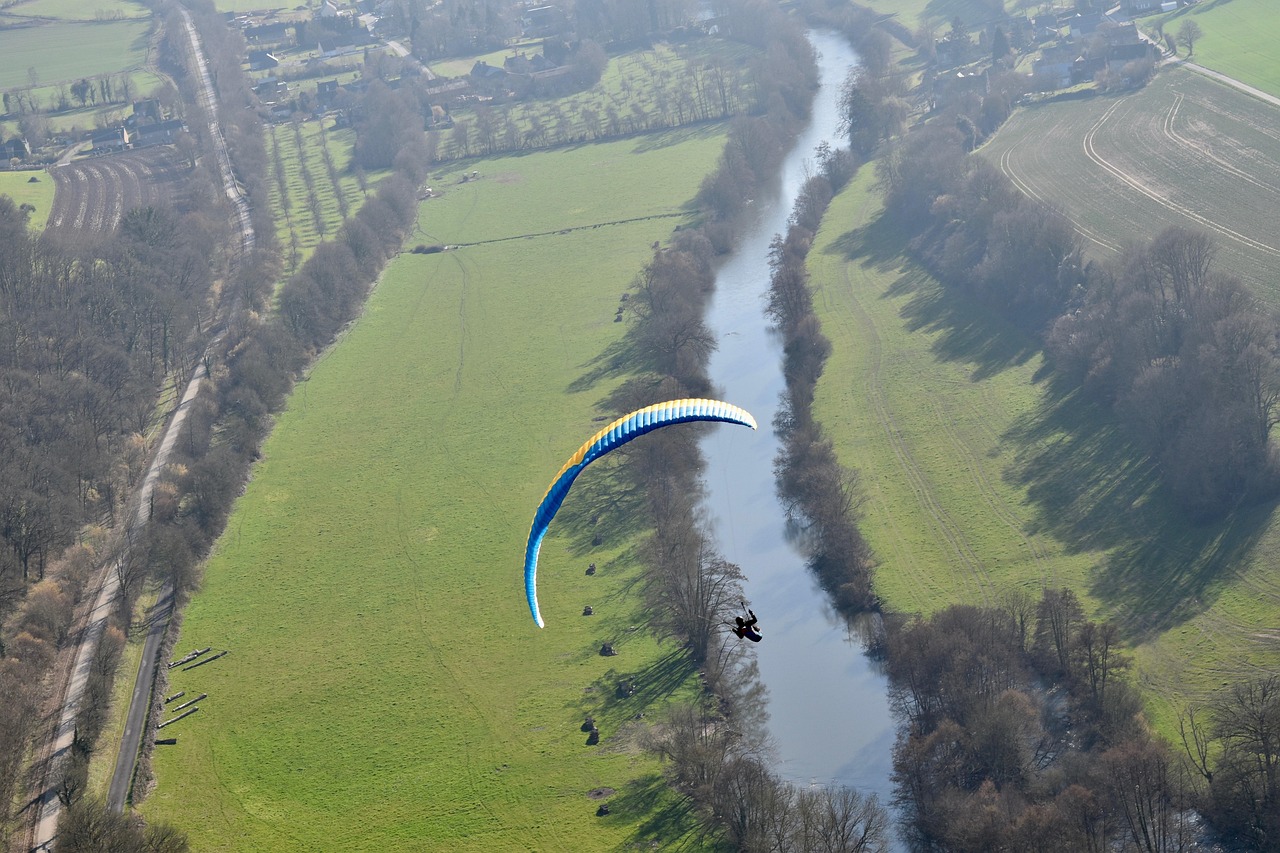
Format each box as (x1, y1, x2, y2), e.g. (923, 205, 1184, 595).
(523, 398, 757, 627)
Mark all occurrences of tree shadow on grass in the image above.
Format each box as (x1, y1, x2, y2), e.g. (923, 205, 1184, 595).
(608, 773, 726, 852)
(573, 649, 697, 728)
(1003, 378, 1273, 641)
(826, 205, 1276, 640)
(824, 210, 1042, 382)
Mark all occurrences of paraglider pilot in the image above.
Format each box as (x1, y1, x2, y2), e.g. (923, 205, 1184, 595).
(732, 605, 762, 642)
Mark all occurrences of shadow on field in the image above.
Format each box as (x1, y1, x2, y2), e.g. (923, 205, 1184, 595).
(553, 454, 650, 560)
(567, 337, 646, 395)
(1004, 378, 1273, 640)
(608, 773, 713, 852)
(828, 209, 1274, 640)
(575, 650, 695, 725)
(631, 120, 728, 154)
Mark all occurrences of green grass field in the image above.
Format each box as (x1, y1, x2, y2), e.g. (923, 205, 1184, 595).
(980, 66, 1280, 303)
(1, 0, 148, 21)
(809, 167, 1280, 739)
(0, 20, 150, 90)
(1154, 0, 1280, 98)
(141, 128, 730, 851)
(0, 169, 55, 228)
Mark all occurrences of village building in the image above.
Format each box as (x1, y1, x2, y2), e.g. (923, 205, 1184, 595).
(89, 126, 129, 151)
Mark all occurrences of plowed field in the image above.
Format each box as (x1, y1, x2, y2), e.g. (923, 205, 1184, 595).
(47, 146, 187, 232)
(981, 66, 1280, 303)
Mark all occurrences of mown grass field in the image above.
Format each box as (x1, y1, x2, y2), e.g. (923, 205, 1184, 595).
(267, 120, 388, 273)
(980, 66, 1280, 304)
(142, 127, 731, 851)
(0, 20, 150, 90)
(0, 170, 55, 228)
(809, 166, 1280, 738)
(1153, 0, 1280, 98)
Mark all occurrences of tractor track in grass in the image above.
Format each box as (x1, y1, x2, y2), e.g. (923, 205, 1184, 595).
(997, 146, 1121, 254)
(1162, 92, 1280, 198)
(840, 252, 992, 605)
(1082, 97, 1280, 259)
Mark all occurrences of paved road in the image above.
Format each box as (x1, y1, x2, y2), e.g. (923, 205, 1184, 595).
(1170, 57, 1280, 108)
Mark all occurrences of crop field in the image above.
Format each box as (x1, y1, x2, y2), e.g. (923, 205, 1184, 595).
(1153, 0, 1280, 98)
(0, 169, 55, 228)
(142, 128, 731, 851)
(0, 20, 150, 90)
(266, 120, 386, 272)
(809, 167, 1280, 738)
(981, 66, 1280, 304)
(433, 40, 757, 161)
(46, 147, 189, 233)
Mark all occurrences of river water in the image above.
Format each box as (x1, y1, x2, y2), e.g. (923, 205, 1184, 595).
(700, 29, 899, 811)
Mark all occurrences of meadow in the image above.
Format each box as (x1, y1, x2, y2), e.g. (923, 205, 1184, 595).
(809, 166, 1280, 737)
(0, 0, 148, 22)
(1153, 0, 1280, 98)
(141, 128, 731, 850)
(980, 66, 1280, 304)
(0, 20, 150, 90)
(0, 169, 55, 228)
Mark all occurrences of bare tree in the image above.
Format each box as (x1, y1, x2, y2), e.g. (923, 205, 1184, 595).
(1177, 20, 1203, 57)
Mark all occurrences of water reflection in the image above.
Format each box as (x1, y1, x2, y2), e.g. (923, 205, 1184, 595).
(698, 27, 899, 821)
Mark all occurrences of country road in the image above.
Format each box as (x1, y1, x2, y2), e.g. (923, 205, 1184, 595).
(26, 4, 255, 850)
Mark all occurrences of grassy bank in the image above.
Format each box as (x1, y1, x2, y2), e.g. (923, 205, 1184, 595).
(142, 128, 729, 851)
(809, 167, 1280, 738)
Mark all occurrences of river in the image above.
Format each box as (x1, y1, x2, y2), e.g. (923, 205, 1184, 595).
(699, 28, 899, 815)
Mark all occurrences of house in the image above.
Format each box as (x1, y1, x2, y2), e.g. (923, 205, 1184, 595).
(1068, 12, 1105, 40)
(89, 127, 129, 151)
(253, 76, 284, 98)
(133, 118, 186, 147)
(317, 0, 339, 17)
(244, 20, 291, 42)
(1122, 0, 1162, 14)
(1106, 41, 1160, 73)
(469, 60, 507, 89)
(132, 98, 162, 122)
(503, 52, 558, 75)
(933, 69, 989, 104)
(1099, 21, 1141, 46)
(1033, 44, 1077, 89)
(248, 49, 281, 70)
(316, 79, 339, 105)
(521, 4, 565, 37)
(2, 136, 31, 162)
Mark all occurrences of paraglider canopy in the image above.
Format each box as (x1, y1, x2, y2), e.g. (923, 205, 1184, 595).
(523, 398, 757, 627)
